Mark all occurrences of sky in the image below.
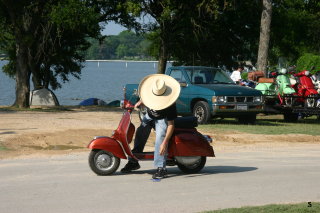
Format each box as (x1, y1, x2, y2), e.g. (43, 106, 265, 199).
(101, 21, 128, 35)
(101, 16, 154, 35)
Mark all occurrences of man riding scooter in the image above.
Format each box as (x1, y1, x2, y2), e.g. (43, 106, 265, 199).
(120, 74, 181, 179)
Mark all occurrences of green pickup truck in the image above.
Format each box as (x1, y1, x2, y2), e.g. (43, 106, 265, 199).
(124, 66, 263, 124)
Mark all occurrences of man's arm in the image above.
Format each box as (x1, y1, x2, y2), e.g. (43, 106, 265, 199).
(134, 100, 144, 109)
(159, 120, 174, 155)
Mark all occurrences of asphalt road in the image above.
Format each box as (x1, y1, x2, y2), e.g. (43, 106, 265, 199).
(1, 145, 320, 213)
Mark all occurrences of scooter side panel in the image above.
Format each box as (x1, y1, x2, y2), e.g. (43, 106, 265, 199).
(87, 137, 127, 159)
(283, 87, 296, 94)
(169, 129, 215, 157)
(113, 111, 131, 144)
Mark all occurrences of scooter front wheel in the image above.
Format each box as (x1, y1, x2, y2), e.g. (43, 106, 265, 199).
(176, 156, 206, 174)
(89, 149, 120, 176)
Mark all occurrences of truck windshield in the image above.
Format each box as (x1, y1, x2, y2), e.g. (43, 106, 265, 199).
(185, 68, 235, 85)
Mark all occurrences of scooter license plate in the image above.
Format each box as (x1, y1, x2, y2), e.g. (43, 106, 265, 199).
(236, 104, 248, 110)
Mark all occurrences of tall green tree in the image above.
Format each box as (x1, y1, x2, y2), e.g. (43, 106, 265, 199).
(160, 0, 261, 68)
(139, 0, 320, 72)
(141, 1, 229, 73)
(140, 0, 177, 73)
(269, 0, 320, 66)
(0, 0, 138, 108)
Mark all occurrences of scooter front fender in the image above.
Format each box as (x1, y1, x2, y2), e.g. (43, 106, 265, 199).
(87, 137, 127, 159)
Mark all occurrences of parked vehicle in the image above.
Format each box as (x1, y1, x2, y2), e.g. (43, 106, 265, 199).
(124, 66, 264, 124)
(311, 71, 320, 95)
(255, 68, 295, 107)
(292, 70, 319, 108)
(252, 68, 320, 122)
(87, 101, 215, 176)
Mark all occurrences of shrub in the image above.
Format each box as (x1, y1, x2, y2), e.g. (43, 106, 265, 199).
(241, 72, 248, 80)
(296, 53, 320, 74)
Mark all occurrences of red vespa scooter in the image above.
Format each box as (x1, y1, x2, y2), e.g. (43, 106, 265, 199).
(87, 101, 215, 176)
(293, 70, 319, 107)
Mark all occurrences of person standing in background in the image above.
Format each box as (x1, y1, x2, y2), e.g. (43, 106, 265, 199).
(230, 66, 244, 84)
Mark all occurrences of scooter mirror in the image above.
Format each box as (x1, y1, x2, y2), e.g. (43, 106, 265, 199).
(133, 89, 138, 96)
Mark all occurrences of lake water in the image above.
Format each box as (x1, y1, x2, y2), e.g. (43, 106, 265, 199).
(0, 60, 172, 106)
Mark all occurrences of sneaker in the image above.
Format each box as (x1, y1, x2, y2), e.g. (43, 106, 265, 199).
(152, 167, 167, 179)
(120, 161, 140, 173)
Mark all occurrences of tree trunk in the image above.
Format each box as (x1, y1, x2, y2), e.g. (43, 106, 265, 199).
(257, 0, 272, 76)
(31, 62, 43, 90)
(157, 21, 169, 74)
(157, 37, 168, 74)
(14, 43, 30, 108)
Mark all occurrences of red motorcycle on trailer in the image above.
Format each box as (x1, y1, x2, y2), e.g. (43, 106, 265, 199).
(87, 101, 215, 176)
(292, 70, 320, 108)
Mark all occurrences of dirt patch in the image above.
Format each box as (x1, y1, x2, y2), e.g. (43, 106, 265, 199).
(0, 129, 157, 159)
(0, 110, 319, 159)
(209, 131, 320, 152)
(212, 131, 320, 143)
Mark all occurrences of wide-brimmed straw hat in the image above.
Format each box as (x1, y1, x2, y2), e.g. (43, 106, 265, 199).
(138, 74, 181, 110)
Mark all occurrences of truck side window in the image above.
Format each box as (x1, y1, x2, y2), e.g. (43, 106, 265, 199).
(214, 70, 226, 82)
(170, 70, 186, 83)
(186, 69, 206, 84)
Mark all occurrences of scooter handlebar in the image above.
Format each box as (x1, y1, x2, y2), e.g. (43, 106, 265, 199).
(122, 99, 135, 111)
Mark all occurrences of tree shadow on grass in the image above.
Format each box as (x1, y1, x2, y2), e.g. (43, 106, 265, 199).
(0, 131, 16, 135)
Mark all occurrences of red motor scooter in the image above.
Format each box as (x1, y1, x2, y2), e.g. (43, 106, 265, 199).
(293, 70, 320, 107)
(87, 101, 215, 176)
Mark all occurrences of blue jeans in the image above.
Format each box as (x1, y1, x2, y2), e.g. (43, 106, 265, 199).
(131, 113, 168, 168)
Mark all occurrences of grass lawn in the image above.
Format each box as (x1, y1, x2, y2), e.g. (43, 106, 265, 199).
(198, 115, 319, 135)
(203, 202, 320, 213)
(0, 144, 9, 151)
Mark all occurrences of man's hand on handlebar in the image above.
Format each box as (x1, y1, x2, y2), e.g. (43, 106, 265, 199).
(134, 100, 144, 109)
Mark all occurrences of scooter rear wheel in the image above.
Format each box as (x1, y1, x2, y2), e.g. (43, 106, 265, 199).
(89, 149, 120, 176)
(176, 156, 206, 174)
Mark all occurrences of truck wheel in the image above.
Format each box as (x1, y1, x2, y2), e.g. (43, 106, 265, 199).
(237, 114, 257, 124)
(193, 101, 211, 124)
(88, 150, 120, 176)
(283, 113, 299, 122)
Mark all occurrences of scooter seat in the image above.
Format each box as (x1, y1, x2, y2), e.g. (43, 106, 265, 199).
(258, 77, 275, 83)
(174, 116, 198, 129)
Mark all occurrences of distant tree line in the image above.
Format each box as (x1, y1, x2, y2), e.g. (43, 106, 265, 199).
(85, 31, 154, 60)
